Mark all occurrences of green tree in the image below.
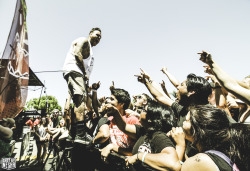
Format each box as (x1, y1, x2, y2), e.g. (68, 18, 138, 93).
(25, 95, 62, 113)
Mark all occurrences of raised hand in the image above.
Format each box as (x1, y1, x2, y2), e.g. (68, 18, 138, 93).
(160, 80, 166, 89)
(103, 104, 119, 116)
(91, 81, 101, 90)
(100, 144, 114, 162)
(203, 65, 214, 75)
(140, 68, 151, 81)
(125, 109, 139, 117)
(227, 96, 239, 110)
(161, 67, 167, 74)
(198, 51, 213, 65)
(125, 154, 137, 167)
(205, 75, 217, 83)
(110, 81, 115, 91)
(134, 74, 146, 84)
(99, 96, 106, 104)
(167, 127, 185, 147)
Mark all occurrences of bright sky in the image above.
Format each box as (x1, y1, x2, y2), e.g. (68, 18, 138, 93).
(1, 0, 250, 110)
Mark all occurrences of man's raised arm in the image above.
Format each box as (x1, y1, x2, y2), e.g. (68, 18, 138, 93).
(161, 66, 180, 88)
(104, 104, 137, 139)
(136, 68, 174, 107)
(199, 51, 250, 105)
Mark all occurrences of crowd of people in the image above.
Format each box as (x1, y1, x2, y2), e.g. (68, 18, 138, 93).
(0, 109, 70, 165)
(23, 110, 69, 164)
(0, 27, 250, 171)
(61, 27, 250, 171)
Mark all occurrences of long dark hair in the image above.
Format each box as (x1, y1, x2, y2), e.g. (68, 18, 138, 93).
(229, 123, 250, 171)
(146, 101, 177, 138)
(189, 105, 250, 171)
(186, 74, 212, 105)
(189, 105, 230, 152)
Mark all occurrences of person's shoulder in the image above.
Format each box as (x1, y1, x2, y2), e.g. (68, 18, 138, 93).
(72, 37, 88, 44)
(153, 132, 174, 145)
(125, 115, 139, 124)
(135, 124, 145, 137)
(152, 131, 169, 139)
(182, 153, 218, 171)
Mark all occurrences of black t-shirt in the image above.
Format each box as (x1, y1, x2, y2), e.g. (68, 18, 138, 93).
(87, 117, 100, 135)
(206, 153, 233, 171)
(93, 117, 109, 137)
(171, 102, 200, 158)
(132, 125, 175, 171)
(171, 102, 188, 127)
(92, 117, 110, 148)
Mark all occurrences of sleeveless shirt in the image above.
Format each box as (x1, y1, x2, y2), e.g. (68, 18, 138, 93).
(63, 37, 94, 77)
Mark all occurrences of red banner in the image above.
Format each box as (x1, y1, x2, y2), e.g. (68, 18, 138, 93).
(0, 0, 29, 119)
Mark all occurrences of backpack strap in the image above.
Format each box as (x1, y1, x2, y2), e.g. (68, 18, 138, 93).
(205, 150, 240, 171)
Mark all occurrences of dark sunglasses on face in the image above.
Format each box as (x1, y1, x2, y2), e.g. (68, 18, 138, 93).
(134, 95, 142, 99)
(137, 108, 146, 114)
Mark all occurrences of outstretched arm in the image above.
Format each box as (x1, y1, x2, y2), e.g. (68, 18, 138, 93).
(161, 67, 180, 88)
(100, 143, 132, 162)
(237, 80, 250, 90)
(205, 73, 231, 116)
(104, 104, 137, 139)
(126, 147, 181, 171)
(199, 51, 250, 105)
(136, 68, 174, 107)
(92, 123, 110, 144)
(91, 81, 101, 118)
(160, 80, 171, 98)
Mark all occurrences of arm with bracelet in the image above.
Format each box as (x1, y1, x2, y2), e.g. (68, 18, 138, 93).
(126, 148, 181, 171)
(105, 104, 137, 140)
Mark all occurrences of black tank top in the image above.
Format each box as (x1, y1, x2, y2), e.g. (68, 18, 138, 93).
(206, 153, 233, 171)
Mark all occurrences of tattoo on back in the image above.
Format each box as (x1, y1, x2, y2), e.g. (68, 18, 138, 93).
(195, 156, 200, 162)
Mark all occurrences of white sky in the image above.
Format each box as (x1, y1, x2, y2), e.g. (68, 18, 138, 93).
(1, 0, 250, 109)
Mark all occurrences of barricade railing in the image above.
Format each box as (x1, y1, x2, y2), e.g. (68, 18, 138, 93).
(19, 126, 31, 161)
(44, 139, 129, 171)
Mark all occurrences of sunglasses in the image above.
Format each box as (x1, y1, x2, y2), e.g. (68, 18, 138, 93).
(134, 95, 143, 99)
